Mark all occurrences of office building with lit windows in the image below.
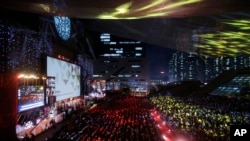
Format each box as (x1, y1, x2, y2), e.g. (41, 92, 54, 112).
(168, 51, 250, 83)
(168, 51, 203, 82)
(93, 33, 149, 94)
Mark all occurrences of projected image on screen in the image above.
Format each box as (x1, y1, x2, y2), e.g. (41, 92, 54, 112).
(47, 56, 81, 101)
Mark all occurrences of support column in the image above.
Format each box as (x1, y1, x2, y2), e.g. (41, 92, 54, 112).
(0, 73, 18, 141)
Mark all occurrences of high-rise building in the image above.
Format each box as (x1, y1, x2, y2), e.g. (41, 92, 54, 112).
(168, 51, 206, 83)
(93, 33, 149, 94)
(168, 51, 199, 82)
(187, 53, 197, 80)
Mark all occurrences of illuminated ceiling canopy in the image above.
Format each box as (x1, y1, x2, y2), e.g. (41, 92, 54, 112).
(1, 0, 250, 58)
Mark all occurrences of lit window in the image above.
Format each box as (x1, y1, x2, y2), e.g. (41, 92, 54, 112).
(101, 38, 110, 42)
(93, 74, 103, 77)
(131, 65, 141, 68)
(109, 42, 116, 45)
(135, 53, 142, 56)
(116, 50, 123, 53)
(135, 47, 142, 50)
(125, 74, 132, 77)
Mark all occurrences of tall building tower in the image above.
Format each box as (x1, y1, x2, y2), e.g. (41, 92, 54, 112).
(93, 33, 149, 94)
(168, 57, 175, 82)
(187, 53, 197, 80)
(178, 52, 185, 81)
(169, 51, 207, 83)
(244, 56, 250, 68)
(168, 52, 178, 82)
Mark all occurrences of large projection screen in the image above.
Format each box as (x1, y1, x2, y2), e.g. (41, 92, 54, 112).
(46, 56, 81, 101)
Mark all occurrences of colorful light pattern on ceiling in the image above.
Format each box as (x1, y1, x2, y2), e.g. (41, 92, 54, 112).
(195, 19, 250, 57)
(97, 0, 202, 19)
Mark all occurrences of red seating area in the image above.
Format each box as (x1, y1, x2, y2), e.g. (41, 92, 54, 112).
(47, 95, 177, 141)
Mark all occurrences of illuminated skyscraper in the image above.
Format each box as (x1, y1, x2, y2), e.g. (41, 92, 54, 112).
(93, 33, 149, 93)
(187, 53, 197, 80)
(168, 51, 207, 83)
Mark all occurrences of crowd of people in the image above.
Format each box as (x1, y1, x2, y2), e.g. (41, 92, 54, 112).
(39, 91, 250, 141)
(150, 95, 250, 141)
(47, 95, 172, 141)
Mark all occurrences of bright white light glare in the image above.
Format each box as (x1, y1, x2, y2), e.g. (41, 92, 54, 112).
(18, 74, 38, 79)
(19, 102, 44, 112)
(18, 74, 25, 78)
(162, 134, 168, 140)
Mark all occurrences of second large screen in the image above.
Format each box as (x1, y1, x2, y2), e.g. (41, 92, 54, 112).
(46, 56, 81, 101)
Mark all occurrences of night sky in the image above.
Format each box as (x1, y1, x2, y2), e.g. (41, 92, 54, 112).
(145, 44, 176, 78)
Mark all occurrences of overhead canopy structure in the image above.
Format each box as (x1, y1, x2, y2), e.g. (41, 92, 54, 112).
(1, 0, 250, 57)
